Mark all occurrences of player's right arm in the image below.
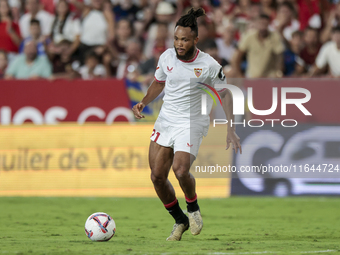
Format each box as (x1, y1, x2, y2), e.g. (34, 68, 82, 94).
(132, 79, 165, 119)
(132, 50, 168, 119)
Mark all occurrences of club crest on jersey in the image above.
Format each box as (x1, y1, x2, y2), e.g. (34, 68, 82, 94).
(194, 68, 202, 78)
(167, 66, 173, 72)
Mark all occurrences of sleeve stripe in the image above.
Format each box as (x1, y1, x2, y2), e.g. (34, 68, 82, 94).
(154, 76, 166, 83)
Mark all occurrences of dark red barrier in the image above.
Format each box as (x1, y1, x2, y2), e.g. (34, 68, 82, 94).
(244, 79, 340, 123)
(1, 78, 338, 125)
(0, 79, 132, 124)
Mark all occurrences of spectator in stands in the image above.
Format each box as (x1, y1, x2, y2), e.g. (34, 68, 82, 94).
(140, 22, 167, 67)
(46, 0, 82, 15)
(212, 8, 230, 37)
(270, 1, 300, 41)
(40, 0, 55, 14)
(143, 1, 176, 58)
(113, 0, 139, 22)
(19, 19, 47, 55)
(232, 14, 285, 78)
(71, 0, 115, 64)
(76, 50, 107, 79)
(311, 26, 340, 77)
(296, 26, 320, 74)
(116, 37, 142, 79)
(153, 22, 168, 52)
(5, 40, 52, 79)
(220, 0, 237, 19)
(215, 24, 237, 64)
(196, 19, 212, 50)
(297, 0, 329, 30)
(276, 0, 297, 6)
(138, 44, 163, 86)
(19, 0, 54, 38)
(233, 0, 261, 35)
(260, 0, 276, 20)
(290, 31, 304, 54)
(110, 18, 133, 56)
(0, 0, 21, 54)
(283, 30, 304, 76)
(204, 39, 229, 67)
(249, 2, 261, 20)
(49, 39, 78, 79)
(236, 3, 261, 36)
(0, 49, 8, 78)
(102, 48, 118, 77)
(132, 8, 148, 39)
(2, 0, 335, 82)
(50, 0, 81, 59)
(8, 0, 20, 23)
(321, 2, 340, 43)
(233, 0, 251, 20)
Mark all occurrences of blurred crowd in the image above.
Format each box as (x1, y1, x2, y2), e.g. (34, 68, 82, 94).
(0, 0, 340, 83)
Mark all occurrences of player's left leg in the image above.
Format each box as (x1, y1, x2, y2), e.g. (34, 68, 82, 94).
(172, 152, 203, 235)
(172, 152, 196, 199)
(149, 141, 189, 241)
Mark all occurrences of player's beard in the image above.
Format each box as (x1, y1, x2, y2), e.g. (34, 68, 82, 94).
(175, 45, 196, 61)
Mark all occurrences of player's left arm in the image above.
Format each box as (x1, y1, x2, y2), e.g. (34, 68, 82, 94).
(214, 67, 242, 154)
(219, 88, 242, 154)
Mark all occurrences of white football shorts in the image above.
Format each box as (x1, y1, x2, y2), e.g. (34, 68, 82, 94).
(150, 118, 208, 158)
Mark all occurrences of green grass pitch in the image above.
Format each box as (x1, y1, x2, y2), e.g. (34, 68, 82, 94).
(0, 197, 339, 255)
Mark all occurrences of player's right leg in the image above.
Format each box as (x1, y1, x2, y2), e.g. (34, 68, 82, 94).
(149, 141, 189, 241)
(172, 151, 203, 236)
(171, 126, 205, 236)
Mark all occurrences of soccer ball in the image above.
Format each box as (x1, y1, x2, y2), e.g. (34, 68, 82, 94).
(85, 212, 116, 241)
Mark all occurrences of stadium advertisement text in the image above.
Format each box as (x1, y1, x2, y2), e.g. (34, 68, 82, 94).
(0, 80, 133, 124)
(203, 79, 340, 128)
(242, 79, 340, 124)
(0, 124, 231, 197)
(204, 84, 311, 119)
(230, 125, 340, 196)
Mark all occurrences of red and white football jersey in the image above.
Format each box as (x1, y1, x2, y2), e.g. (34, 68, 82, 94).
(154, 48, 227, 127)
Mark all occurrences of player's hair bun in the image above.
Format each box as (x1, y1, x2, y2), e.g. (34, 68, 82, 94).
(175, 7, 205, 36)
(187, 8, 205, 19)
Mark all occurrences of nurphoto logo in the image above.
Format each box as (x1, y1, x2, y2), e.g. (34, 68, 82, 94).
(199, 83, 312, 128)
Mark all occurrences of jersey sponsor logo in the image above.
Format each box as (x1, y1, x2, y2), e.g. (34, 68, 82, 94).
(194, 68, 202, 78)
(187, 143, 193, 147)
(167, 66, 173, 72)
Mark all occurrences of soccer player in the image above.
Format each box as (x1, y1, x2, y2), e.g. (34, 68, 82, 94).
(132, 8, 242, 241)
